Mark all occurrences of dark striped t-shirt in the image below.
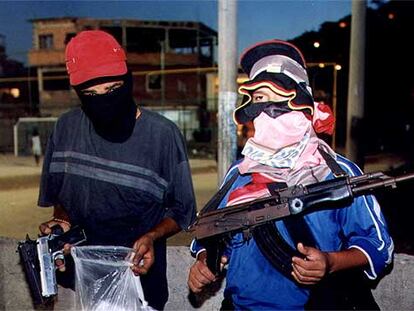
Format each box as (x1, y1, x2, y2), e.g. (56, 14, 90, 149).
(38, 107, 196, 246)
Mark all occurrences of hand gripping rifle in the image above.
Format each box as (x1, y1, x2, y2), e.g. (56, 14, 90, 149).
(188, 171, 414, 275)
(17, 225, 86, 307)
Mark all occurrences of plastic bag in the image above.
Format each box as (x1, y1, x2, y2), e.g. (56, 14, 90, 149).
(71, 245, 155, 311)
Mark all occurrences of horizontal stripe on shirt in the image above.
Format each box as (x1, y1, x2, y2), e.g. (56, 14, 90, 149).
(50, 151, 167, 200)
(52, 151, 168, 186)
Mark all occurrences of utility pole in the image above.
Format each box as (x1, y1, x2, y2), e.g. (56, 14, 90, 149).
(218, 0, 238, 184)
(346, 0, 366, 167)
(160, 40, 165, 106)
(332, 64, 339, 150)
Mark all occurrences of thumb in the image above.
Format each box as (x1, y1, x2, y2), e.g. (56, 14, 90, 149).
(39, 223, 52, 235)
(220, 255, 228, 272)
(297, 243, 311, 256)
(55, 259, 66, 272)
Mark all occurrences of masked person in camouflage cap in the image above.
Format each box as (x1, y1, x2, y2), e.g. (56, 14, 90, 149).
(188, 39, 393, 310)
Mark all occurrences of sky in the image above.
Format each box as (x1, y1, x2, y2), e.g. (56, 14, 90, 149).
(0, 0, 352, 64)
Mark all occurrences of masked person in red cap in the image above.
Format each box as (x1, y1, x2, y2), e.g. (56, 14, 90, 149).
(188, 40, 393, 310)
(37, 30, 196, 310)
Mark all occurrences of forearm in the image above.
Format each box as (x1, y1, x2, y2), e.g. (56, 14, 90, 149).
(53, 204, 70, 222)
(39, 204, 71, 234)
(326, 248, 368, 273)
(131, 217, 181, 275)
(145, 217, 181, 241)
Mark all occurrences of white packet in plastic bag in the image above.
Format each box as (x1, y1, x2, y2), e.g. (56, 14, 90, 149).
(71, 245, 156, 311)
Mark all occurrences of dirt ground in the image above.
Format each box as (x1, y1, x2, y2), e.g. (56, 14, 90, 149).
(0, 155, 218, 246)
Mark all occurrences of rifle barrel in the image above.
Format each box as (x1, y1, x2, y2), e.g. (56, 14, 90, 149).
(352, 172, 414, 196)
(395, 172, 414, 183)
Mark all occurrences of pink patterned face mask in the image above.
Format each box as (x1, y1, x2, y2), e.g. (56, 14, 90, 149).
(241, 111, 312, 169)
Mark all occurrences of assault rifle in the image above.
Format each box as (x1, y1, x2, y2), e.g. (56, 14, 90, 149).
(17, 225, 86, 307)
(188, 171, 414, 274)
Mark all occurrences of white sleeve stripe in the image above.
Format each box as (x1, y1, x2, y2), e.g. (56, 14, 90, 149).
(349, 245, 377, 280)
(196, 249, 207, 259)
(336, 156, 363, 175)
(386, 239, 394, 264)
(371, 197, 385, 225)
(362, 195, 385, 251)
(190, 240, 207, 260)
(364, 270, 376, 280)
(190, 239, 196, 252)
(219, 165, 239, 188)
(337, 159, 385, 251)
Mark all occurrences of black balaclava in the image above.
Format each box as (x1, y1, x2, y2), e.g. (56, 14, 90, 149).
(75, 71, 137, 143)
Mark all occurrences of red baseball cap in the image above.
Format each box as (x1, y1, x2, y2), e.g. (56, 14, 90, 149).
(65, 30, 127, 86)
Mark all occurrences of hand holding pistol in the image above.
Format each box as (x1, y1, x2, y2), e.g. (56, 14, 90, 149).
(17, 225, 86, 307)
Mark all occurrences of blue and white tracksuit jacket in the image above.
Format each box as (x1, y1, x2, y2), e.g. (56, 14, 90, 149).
(190, 154, 394, 310)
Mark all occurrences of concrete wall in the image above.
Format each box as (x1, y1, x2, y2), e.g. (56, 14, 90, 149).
(1, 237, 413, 310)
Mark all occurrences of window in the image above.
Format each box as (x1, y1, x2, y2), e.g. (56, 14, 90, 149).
(39, 34, 54, 50)
(177, 80, 187, 93)
(146, 74, 161, 91)
(43, 71, 70, 91)
(126, 27, 165, 52)
(100, 27, 123, 46)
(169, 29, 197, 54)
(64, 33, 76, 45)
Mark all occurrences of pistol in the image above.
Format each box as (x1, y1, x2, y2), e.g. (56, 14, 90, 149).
(17, 225, 86, 307)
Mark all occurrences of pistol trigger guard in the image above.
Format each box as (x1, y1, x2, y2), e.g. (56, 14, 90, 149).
(53, 251, 65, 269)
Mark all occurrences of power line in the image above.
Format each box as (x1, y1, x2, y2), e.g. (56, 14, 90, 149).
(0, 66, 219, 83)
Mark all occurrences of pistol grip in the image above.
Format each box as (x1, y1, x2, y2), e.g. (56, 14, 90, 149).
(50, 224, 64, 235)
